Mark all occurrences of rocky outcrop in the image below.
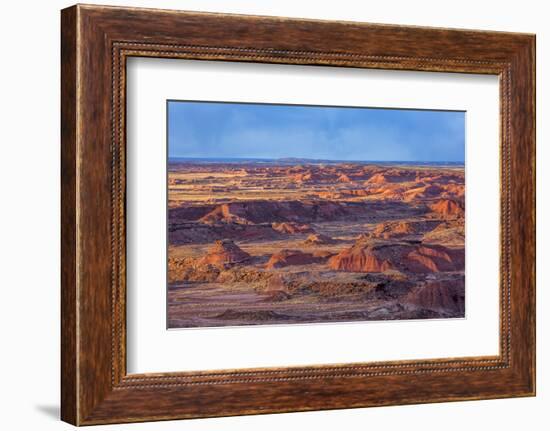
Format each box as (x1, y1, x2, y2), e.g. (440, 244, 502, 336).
(337, 173, 353, 183)
(328, 240, 464, 273)
(198, 239, 250, 267)
(366, 173, 390, 184)
(328, 243, 394, 272)
(168, 257, 221, 283)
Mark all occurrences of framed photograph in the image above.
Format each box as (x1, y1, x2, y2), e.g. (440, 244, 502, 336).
(61, 4, 536, 425)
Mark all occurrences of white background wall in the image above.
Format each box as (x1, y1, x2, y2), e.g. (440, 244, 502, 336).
(0, 0, 546, 429)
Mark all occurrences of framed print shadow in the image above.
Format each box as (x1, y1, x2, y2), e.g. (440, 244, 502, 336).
(61, 4, 535, 426)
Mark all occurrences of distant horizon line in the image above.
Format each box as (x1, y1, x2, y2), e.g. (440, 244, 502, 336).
(168, 156, 465, 165)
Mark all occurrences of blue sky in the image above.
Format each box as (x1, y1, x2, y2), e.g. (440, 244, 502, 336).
(168, 101, 465, 162)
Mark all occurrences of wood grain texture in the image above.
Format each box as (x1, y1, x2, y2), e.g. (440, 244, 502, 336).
(60, 5, 78, 425)
(60, 4, 536, 425)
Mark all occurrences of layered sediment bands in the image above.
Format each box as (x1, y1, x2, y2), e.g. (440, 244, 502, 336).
(168, 199, 426, 245)
(329, 240, 464, 273)
(170, 199, 423, 225)
(328, 245, 394, 272)
(198, 239, 250, 266)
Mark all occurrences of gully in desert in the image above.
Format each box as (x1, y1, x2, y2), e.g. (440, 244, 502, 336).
(167, 101, 465, 328)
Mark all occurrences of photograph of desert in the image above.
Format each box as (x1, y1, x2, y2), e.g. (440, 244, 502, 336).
(167, 101, 465, 328)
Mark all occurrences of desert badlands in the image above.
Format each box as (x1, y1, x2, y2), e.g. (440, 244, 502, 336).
(167, 159, 465, 328)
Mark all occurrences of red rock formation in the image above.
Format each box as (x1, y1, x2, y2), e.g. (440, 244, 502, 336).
(429, 199, 464, 218)
(404, 279, 465, 314)
(328, 243, 395, 272)
(328, 240, 464, 273)
(366, 173, 389, 184)
(337, 173, 352, 183)
(266, 249, 321, 269)
(198, 239, 250, 267)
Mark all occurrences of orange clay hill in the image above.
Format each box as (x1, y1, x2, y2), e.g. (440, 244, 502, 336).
(167, 160, 465, 328)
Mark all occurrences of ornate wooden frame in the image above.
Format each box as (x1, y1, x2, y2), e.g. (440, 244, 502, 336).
(61, 4, 535, 425)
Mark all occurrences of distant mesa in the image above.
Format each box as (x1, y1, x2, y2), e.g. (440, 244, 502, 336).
(266, 249, 322, 269)
(404, 278, 465, 314)
(328, 240, 464, 273)
(198, 239, 250, 267)
(271, 222, 314, 235)
(429, 198, 464, 218)
(304, 233, 336, 245)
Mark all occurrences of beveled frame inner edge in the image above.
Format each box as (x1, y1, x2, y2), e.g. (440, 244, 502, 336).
(112, 42, 512, 387)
